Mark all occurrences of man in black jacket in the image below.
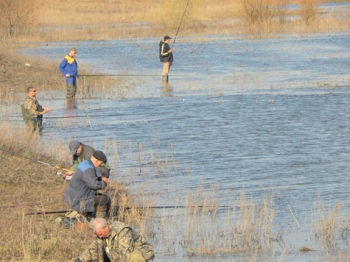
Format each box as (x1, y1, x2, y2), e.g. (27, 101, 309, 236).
(159, 35, 173, 83)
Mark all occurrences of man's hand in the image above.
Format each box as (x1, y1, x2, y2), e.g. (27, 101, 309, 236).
(65, 74, 71, 77)
(63, 171, 73, 180)
(102, 177, 110, 184)
(168, 48, 172, 53)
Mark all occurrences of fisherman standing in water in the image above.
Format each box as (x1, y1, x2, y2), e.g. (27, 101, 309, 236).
(59, 47, 78, 99)
(159, 36, 173, 83)
(21, 87, 51, 133)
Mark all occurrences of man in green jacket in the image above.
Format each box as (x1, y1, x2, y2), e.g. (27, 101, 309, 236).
(63, 140, 111, 180)
(68, 218, 154, 262)
(21, 87, 51, 132)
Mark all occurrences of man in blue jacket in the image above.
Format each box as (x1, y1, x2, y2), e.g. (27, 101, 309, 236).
(59, 47, 78, 99)
(64, 151, 111, 219)
(159, 36, 173, 83)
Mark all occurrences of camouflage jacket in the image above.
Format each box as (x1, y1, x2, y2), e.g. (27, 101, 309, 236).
(22, 96, 43, 122)
(74, 221, 154, 262)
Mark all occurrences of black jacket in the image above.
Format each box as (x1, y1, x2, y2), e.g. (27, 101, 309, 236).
(159, 41, 173, 63)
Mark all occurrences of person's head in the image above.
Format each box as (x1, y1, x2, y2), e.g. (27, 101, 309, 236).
(69, 140, 82, 155)
(27, 86, 37, 97)
(91, 150, 107, 168)
(89, 218, 110, 238)
(163, 35, 171, 43)
(69, 47, 77, 57)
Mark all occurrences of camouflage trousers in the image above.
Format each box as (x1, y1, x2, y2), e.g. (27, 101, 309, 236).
(66, 84, 77, 99)
(25, 117, 43, 133)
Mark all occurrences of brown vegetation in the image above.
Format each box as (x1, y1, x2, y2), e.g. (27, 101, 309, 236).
(1, 0, 350, 261)
(0, 127, 154, 261)
(0, 0, 349, 42)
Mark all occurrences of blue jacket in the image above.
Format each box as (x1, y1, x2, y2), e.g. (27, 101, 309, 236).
(64, 160, 107, 213)
(58, 55, 78, 84)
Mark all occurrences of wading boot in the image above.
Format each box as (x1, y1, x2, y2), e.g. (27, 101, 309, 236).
(95, 211, 107, 218)
(66, 84, 76, 99)
(95, 206, 107, 218)
(162, 75, 168, 83)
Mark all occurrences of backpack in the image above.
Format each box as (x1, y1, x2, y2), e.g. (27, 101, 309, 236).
(55, 210, 88, 228)
(110, 221, 155, 261)
(132, 230, 155, 261)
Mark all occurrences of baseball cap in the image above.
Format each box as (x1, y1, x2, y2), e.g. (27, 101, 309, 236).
(164, 36, 172, 40)
(69, 140, 81, 154)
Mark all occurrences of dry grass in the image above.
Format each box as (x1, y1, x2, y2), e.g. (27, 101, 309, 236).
(0, 44, 127, 98)
(0, 0, 349, 42)
(0, 123, 154, 260)
(2, 121, 350, 260)
(311, 196, 344, 251)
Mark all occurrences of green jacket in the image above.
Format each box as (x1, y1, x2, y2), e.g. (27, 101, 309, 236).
(74, 221, 154, 262)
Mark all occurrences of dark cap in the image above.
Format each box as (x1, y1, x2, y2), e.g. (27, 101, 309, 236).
(69, 140, 81, 154)
(93, 150, 107, 163)
(164, 36, 172, 40)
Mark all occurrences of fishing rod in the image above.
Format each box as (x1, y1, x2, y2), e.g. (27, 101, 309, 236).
(136, 205, 233, 209)
(79, 74, 160, 77)
(26, 205, 234, 215)
(26, 210, 70, 216)
(173, 0, 191, 45)
(0, 147, 71, 173)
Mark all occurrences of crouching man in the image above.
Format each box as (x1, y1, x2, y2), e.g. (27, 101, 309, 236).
(68, 218, 154, 262)
(64, 151, 111, 218)
(63, 140, 111, 180)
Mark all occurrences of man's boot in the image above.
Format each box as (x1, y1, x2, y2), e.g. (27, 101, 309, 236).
(95, 206, 107, 218)
(66, 84, 76, 98)
(95, 211, 106, 218)
(162, 75, 168, 83)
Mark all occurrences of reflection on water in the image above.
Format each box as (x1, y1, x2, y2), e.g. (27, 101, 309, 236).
(162, 82, 173, 98)
(66, 98, 78, 110)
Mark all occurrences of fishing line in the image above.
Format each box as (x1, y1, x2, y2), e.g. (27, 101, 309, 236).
(79, 74, 160, 77)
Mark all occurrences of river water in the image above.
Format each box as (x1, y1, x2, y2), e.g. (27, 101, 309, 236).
(4, 27, 350, 261)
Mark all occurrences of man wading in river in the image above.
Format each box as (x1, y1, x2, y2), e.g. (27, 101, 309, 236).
(21, 87, 51, 133)
(159, 36, 173, 83)
(59, 47, 78, 99)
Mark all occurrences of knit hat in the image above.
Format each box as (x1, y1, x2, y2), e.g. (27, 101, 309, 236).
(93, 151, 107, 163)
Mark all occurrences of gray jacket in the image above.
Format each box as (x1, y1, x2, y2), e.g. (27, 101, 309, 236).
(64, 160, 107, 213)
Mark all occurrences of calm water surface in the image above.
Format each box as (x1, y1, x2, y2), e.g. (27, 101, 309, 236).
(6, 30, 350, 261)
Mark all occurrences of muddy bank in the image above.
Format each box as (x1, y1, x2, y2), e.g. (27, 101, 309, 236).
(0, 47, 63, 92)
